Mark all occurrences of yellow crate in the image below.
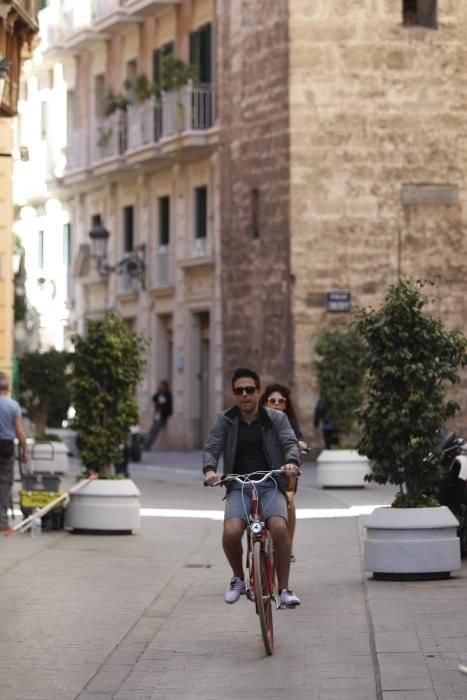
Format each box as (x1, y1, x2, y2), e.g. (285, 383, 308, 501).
(19, 491, 62, 509)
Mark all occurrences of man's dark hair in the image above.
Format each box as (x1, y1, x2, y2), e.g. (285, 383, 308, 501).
(231, 367, 260, 390)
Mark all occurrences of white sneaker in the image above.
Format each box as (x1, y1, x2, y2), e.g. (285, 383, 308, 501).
(225, 576, 246, 604)
(279, 588, 301, 608)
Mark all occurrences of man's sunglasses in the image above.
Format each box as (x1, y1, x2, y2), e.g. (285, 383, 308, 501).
(267, 397, 287, 405)
(233, 385, 257, 396)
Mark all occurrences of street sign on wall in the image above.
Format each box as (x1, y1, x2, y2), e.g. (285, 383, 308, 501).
(326, 291, 351, 312)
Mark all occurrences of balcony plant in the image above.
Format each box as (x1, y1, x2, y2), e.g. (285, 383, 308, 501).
(123, 73, 157, 103)
(104, 88, 128, 116)
(65, 312, 147, 532)
(355, 277, 467, 577)
(161, 55, 198, 131)
(313, 326, 368, 486)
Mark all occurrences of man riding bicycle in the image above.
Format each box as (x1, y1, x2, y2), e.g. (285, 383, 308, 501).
(203, 367, 301, 608)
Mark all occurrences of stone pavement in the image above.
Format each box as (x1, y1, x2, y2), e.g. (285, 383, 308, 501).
(1, 451, 467, 699)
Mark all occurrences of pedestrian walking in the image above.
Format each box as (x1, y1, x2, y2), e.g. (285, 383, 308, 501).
(143, 380, 173, 450)
(0, 372, 29, 531)
(313, 398, 339, 449)
(203, 367, 301, 608)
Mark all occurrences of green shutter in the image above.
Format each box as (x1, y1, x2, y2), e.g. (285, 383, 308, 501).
(159, 197, 170, 246)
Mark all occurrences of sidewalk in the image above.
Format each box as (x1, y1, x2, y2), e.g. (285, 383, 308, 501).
(1, 451, 467, 699)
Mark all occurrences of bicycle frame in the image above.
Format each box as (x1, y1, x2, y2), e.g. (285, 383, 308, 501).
(215, 470, 286, 655)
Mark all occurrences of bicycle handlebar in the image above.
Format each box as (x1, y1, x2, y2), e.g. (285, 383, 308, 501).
(204, 467, 301, 487)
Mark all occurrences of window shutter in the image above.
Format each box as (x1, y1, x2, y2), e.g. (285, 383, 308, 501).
(417, 0, 437, 28)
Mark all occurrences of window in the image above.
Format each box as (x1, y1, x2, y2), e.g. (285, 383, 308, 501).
(251, 188, 260, 239)
(123, 206, 134, 252)
(194, 186, 207, 239)
(159, 196, 170, 247)
(403, 0, 437, 28)
(63, 223, 71, 265)
(38, 230, 44, 269)
(189, 23, 212, 83)
(153, 42, 175, 89)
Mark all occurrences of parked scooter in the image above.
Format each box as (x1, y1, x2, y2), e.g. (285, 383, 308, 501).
(437, 431, 467, 558)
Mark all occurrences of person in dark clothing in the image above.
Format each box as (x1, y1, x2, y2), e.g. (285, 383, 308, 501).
(203, 367, 301, 608)
(143, 380, 173, 450)
(314, 398, 339, 449)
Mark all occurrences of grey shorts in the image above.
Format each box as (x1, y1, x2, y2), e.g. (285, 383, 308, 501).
(224, 483, 288, 524)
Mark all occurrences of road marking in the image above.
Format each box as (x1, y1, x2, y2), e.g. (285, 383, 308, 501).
(139, 504, 390, 520)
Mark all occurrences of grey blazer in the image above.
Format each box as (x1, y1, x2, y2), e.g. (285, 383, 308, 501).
(202, 405, 300, 480)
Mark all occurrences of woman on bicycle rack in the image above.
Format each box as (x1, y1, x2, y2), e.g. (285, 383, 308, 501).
(203, 367, 301, 608)
(260, 383, 308, 563)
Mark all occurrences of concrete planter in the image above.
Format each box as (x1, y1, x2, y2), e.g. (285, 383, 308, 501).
(364, 505, 461, 579)
(64, 478, 141, 533)
(316, 449, 370, 488)
(31, 441, 69, 474)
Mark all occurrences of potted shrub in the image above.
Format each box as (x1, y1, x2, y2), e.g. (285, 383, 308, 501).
(19, 349, 71, 474)
(65, 312, 147, 533)
(313, 326, 369, 487)
(355, 277, 467, 578)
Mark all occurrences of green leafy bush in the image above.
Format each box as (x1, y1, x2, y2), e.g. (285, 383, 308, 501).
(314, 326, 366, 445)
(19, 350, 71, 435)
(355, 278, 467, 506)
(69, 312, 147, 475)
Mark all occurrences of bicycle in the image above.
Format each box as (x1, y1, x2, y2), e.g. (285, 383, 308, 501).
(210, 469, 295, 656)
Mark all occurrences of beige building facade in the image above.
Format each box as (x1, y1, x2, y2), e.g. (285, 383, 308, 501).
(218, 0, 467, 433)
(289, 0, 467, 424)
(16, 0, 467, 443)
(14, 0, 220, 447)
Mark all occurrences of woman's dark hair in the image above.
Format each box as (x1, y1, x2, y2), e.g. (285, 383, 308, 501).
(231, 367, 260, 389)
(260, 383, 299, 425)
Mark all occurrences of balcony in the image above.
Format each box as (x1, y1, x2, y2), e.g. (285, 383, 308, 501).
(91, 112, 126, 169)
(126, 83, 216, 161)
(64, 84, 216, 181)
(124, 0, 180, 16)
(92, 0, 139, 32)
(62, 2, 98, 49)
(65, 128, 89, 174)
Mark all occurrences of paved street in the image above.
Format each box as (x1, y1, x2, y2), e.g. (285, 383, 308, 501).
(1, 452, 467, 699)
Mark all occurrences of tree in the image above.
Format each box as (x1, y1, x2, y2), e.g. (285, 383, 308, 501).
(314, 326, 367, 444)
(355, 278, 467, 506)
(19, 349, 71, 436)
(69, 312, 147, 474)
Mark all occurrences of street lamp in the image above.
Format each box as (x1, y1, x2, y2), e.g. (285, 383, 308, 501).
(88, 218, 146, 290)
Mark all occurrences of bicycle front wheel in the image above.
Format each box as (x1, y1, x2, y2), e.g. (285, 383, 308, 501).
(253, 539, 274, 655)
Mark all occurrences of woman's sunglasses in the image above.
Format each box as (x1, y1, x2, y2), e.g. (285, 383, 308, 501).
(233, 385, 257, 396)
(267, 397, 287, 405)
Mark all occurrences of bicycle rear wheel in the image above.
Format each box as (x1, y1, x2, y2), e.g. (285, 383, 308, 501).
(253, 539, 274, 655)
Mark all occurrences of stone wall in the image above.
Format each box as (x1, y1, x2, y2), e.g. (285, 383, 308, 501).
(289, 0, 467, 429)
(217, 0, 292, 403)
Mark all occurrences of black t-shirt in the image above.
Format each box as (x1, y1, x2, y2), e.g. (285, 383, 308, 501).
(233, 416, 269, 475)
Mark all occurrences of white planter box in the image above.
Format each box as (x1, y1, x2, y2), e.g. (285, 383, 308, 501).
(30, 441, 69, 474)
(316, 449, 370, 488)
(64, 478, 141, 533)
(364, 505, 461, 578)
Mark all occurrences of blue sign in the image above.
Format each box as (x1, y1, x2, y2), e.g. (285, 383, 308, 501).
(326, 292, 351, 312)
